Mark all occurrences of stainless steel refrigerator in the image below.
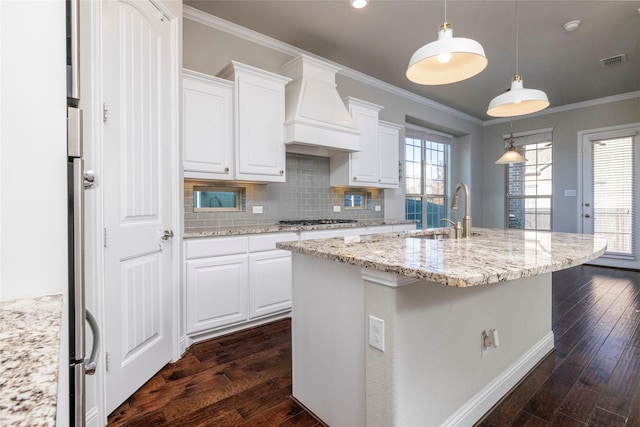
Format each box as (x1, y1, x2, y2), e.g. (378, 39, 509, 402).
(67, 0, 99, 425)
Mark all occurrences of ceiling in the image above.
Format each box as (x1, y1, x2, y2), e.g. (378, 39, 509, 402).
(185, 1, 640, 121)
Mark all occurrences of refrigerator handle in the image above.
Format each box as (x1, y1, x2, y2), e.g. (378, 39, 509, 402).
(85, 309, 100, 375)
(72, 158, 85, 360)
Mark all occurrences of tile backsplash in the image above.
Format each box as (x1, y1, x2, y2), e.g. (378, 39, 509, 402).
(184, 153, 385, 231)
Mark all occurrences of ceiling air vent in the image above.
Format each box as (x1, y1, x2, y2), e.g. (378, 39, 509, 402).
(600, 54, 628, 68)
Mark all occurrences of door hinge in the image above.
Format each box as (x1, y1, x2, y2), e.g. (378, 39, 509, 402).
(103, 103, 108, 122)
(105, 351, 111, 372)
(103, 227, 108, 248)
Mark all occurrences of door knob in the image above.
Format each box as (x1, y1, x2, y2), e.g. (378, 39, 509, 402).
(161, 229, 174, 240)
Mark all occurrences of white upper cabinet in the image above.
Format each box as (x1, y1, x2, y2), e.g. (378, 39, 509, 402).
(330, 98, 401, 188)
(219, 61, 291, 183)
(183, 69, 234, 180)
(378, 120, 402, 187)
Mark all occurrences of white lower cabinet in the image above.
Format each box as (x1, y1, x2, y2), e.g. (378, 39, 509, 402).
(185, 254, 249, 334)
(249, 250, 292, 319)
(185, 232, 297, 337)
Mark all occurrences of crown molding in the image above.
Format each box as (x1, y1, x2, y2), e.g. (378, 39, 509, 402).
(483, 91, 640, 127)
(183, 5, 484, 126)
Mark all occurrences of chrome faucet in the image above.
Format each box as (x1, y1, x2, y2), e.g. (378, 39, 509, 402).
(451, 182, 472, 238)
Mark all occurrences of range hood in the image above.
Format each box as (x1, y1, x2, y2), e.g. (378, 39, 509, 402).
(282, 55, 360, 155)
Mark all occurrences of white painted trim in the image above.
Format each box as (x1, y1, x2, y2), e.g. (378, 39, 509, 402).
(361, 268, 419, 288)
(502, 127, 554, 140)
(485, 91, 640, 127)
(85, 406, 100, 427)
(184, 312, 292, 348)
(182, 5, 483, 126)
(442, 331, 555, 427)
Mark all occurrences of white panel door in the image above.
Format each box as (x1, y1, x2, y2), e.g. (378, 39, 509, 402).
(102, 0, 173, 413)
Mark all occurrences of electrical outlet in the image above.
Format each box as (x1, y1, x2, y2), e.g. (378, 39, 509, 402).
(333, 205, 341, 212)
(369, 315, 385, 352)
(252, 206, 263, 214)
(375, 205, 381, 212)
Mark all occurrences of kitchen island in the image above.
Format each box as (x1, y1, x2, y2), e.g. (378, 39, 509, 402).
(277, 228, 607, 427)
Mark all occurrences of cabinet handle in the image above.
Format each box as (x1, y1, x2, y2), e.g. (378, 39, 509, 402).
(378, 179, 381, 183)
(224, 167, 229, 173)
(280, 170, 284, 175)
(353, 177, 357, 181)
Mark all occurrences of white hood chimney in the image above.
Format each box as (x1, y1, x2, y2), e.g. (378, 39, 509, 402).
(282, 55, 360, 154)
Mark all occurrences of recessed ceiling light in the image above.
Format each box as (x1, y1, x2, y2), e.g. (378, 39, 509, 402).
(350, 0, 368, 9)
(563, 20, 580, 32)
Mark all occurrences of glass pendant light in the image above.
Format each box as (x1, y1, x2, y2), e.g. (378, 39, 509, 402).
(487, 0, 549, 117)
(496, 120, 527, 164)
(406, 0, 487, 85)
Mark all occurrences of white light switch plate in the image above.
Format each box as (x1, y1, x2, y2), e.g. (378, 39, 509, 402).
(252, 206, 263, 214)
(333, 206, 341, 212)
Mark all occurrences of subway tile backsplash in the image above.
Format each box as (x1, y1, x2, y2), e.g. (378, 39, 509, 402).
(184, 153, 385, 231)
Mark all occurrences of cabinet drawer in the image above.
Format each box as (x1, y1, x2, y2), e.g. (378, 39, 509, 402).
(300, 227, 367, 240)
(185, 236, 248, 259)
(248, 232, 299, 252)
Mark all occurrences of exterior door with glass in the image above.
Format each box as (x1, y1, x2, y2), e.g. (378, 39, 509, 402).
(580, 125, 640, 269)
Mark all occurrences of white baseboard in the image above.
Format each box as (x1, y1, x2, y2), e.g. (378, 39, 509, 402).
(442, 331, 555, 427)
(184, 311, 292, 348)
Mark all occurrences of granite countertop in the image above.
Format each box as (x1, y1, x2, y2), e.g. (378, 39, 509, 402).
(0, 294, 62, 426)
(183, 219, 415, 239)
(276, 228, 608, 287)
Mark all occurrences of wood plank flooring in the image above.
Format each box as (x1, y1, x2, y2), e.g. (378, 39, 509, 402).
(108, 265, 640, 427)
(477, 265, 640, 426)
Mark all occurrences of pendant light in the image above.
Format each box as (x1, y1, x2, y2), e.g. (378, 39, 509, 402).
(487, 0, 549, 117)
(495, 120, 527, 164)
(406, 0, 487, 85)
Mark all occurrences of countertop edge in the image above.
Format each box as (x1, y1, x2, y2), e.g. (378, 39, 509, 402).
(277, 229, 608, 287)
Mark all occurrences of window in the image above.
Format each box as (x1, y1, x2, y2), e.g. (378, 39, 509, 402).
(344, 191, 368, 209)
(404, 125, 451, 229)
(505, 130, 553, 231)
(193, 186, 243, 212)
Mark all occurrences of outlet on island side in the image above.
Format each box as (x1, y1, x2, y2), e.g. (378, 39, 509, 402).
(369, 315, 385, 352)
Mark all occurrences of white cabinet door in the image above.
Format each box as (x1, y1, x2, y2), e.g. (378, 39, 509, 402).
(220, 62, 290, 182)
(249, 250, 292, 319)
(378, 121, 402, 187)
(346, 98, 382, 185)
(185, 254, 249, 334)
(183, 70, 233, 179)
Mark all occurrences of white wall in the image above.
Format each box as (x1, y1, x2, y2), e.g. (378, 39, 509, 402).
(481, 96, 640, 231)
(0, 1, 69, 425)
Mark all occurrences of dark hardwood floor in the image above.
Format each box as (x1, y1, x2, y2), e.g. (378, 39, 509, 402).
(108, 265, 640, 427)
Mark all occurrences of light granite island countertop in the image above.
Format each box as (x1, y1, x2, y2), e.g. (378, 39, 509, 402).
(277, 228, 607, 427)
(0, 294, 62, 426)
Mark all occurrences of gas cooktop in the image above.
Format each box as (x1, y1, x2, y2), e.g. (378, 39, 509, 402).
(278, 219, 358, 226)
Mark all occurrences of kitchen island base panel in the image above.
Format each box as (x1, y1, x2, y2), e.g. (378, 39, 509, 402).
(292, 253, 554, 427)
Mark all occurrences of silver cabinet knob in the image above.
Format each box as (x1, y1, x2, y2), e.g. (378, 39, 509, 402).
(161, 229, 174, 241)
(224, 167, 229, 173)
(280, 170, 284, 175)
